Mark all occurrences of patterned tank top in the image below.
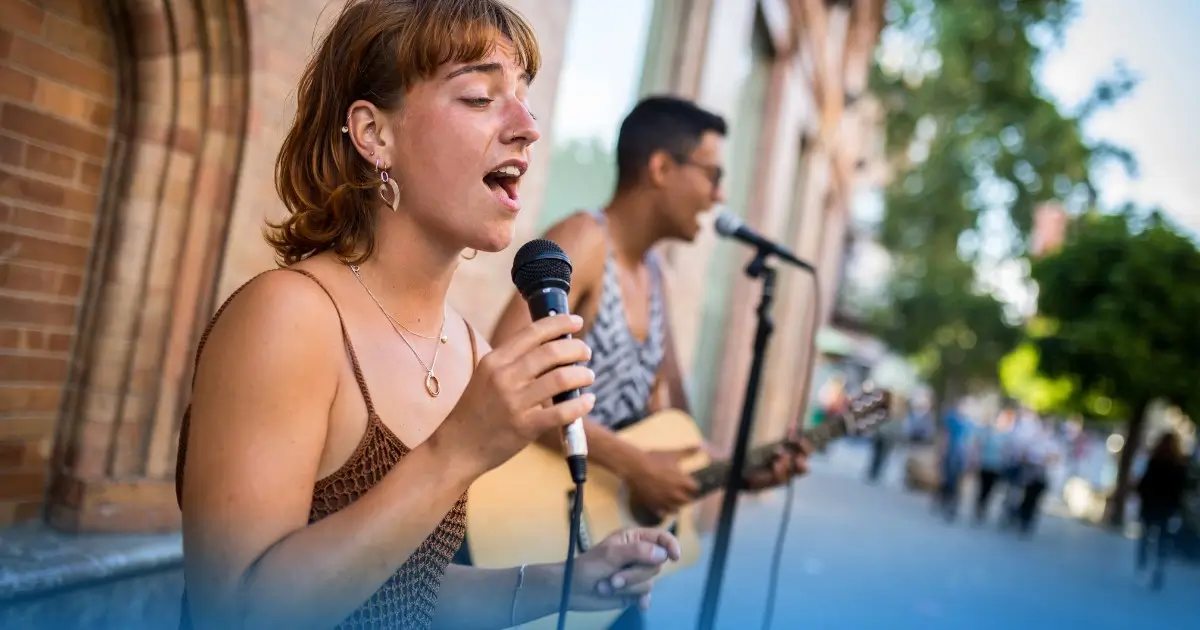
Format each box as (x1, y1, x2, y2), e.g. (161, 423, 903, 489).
(175, 268, 472, 630)
(580, 210, 668, 428)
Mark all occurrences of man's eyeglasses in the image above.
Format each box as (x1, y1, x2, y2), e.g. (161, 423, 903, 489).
(680, 160, 723, 188)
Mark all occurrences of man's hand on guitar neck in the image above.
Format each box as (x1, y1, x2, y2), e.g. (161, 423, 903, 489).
(743, 439, 812, 491)
(703, 436, 813, 492)
(625, 435, 813, 519)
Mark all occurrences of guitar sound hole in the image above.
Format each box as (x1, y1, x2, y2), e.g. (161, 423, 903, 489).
(629, 502, 663, 527)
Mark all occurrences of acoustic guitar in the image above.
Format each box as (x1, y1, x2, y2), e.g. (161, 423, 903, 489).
(464, 386, 892, 630)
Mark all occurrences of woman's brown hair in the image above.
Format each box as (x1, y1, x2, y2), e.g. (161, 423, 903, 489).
(266, 0, 541, 266)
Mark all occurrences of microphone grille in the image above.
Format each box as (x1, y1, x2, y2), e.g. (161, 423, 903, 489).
(714, 210, 742, 237)
(511, 238, 573, 293)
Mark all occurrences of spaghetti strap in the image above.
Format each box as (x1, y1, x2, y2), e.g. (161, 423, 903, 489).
(279, 269, 377, 417)
(463, 317, 479, 368)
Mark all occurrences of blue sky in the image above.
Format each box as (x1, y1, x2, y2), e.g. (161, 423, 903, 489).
(1040, 0, 1199, 237)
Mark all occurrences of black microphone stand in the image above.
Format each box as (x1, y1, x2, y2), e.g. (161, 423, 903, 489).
(696, 246, 779, 630)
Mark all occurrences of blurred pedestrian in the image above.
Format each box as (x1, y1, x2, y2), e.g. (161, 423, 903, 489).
(1000, 409, 1040, 526)
(1013, 421, 1060, 536)
(970, 407, 1015, 523)
(1134, 431, 1188, 590)
(934, 399, 974, 521)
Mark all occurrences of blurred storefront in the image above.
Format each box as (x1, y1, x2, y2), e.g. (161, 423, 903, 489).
(0, 0, 885, 608)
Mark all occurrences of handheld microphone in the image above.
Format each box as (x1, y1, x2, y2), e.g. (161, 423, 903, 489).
(511, 238, 588, 484)
(714, 210, 815, 273)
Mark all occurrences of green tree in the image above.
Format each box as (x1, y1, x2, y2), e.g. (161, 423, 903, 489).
(869, 0, 1136, 411)
(1032, 208, 1200, 525)
(998, 340, 1074, 414)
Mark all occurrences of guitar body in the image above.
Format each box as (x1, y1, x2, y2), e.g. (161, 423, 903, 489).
(465, 410, 711, 630)
(463, 387, 892, 630)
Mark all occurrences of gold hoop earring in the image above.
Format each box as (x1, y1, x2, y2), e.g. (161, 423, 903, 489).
(461, 249, 478, 260)
(380, 169, 400, 212)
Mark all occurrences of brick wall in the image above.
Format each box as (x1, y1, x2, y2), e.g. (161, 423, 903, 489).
(0, 0, 116, 526)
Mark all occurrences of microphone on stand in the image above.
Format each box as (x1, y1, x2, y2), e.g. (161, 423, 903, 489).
(696, 211, 816, 630)
(714, 210, 815, 273)
(510, 238, 588, 484)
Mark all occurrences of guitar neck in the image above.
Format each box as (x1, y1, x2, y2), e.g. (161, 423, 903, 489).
(690, 415, 851, 498)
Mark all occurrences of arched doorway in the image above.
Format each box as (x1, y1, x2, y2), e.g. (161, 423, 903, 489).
(0, 0, 250, 533)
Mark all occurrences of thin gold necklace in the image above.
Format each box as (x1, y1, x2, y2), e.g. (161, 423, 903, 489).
(348, 263, 446, 397)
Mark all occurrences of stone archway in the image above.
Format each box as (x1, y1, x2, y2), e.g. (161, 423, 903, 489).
(46, 0, 250, 533)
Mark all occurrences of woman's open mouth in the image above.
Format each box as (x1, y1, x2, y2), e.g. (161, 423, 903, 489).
(484, 165, 522, 212)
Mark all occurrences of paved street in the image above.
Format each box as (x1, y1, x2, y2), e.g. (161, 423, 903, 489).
(644, 441, 1199, 630)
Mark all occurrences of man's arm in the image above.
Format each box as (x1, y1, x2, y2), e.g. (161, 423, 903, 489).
(493, 212, 650, 480)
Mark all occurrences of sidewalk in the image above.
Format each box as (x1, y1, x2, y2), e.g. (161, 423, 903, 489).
(645, 442, 1200, 630)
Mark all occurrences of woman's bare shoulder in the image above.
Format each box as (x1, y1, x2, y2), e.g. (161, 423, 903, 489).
(195, 267, 346, 391)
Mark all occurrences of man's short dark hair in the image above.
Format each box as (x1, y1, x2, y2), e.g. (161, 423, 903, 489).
(614, 96, 727, 191)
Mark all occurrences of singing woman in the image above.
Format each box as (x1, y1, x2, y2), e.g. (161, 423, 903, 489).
(175, 1, 680, 629)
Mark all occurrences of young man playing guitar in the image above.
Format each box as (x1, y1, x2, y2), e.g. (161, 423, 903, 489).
(486, 96, 812, 629)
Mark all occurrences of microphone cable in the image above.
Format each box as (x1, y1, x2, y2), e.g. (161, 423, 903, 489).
(557, 456, 588, 630)
(761, 269, 821, 630)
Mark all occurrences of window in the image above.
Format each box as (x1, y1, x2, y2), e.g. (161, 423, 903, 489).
(536, 0, 661, 231)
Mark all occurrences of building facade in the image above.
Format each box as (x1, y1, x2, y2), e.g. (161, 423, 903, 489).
(0, 0, 883, 532)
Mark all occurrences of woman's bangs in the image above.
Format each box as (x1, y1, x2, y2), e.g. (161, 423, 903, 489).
(401, 3, 541, 81)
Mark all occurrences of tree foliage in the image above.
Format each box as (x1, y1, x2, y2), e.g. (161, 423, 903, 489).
(998, 341, 1074, 415)
(868, 0, 1136, 406)
(1032, 208, 1200, 524)
(1032, 209, 1200, 421)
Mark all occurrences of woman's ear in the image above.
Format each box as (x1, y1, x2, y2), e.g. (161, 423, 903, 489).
(346, 100, 398, 170)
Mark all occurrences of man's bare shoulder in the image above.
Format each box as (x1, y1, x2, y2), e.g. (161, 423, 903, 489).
(542, 212, 608, 282)
(544, 212, 606, 252)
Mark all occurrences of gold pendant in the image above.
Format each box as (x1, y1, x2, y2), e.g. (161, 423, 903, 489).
(424, 371, 441, 397)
